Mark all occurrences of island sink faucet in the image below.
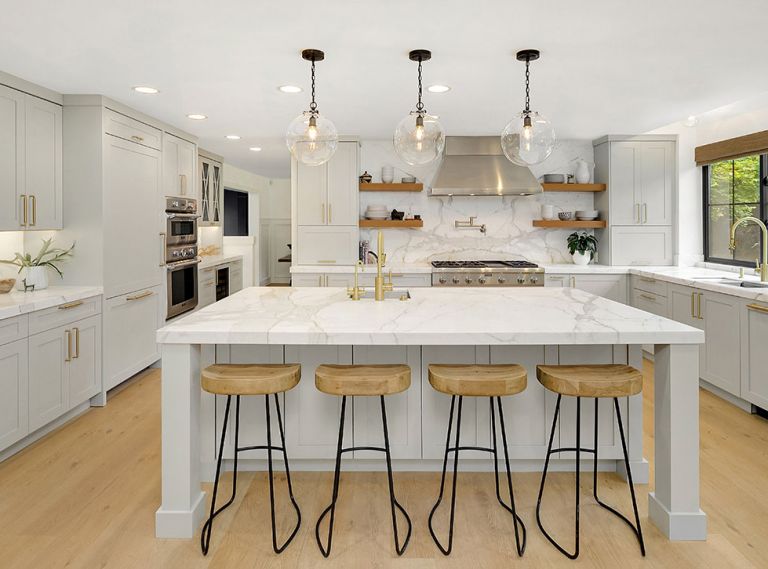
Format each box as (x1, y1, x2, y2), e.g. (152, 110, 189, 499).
(455, 216, 486, 234)
(729, 216, 768, 282)
(374, 230, 394, 301)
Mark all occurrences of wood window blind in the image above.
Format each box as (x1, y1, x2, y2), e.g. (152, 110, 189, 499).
(695, 130, 768, 165)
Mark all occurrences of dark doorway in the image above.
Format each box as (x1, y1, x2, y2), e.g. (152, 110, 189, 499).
(224, 189, 248, 236)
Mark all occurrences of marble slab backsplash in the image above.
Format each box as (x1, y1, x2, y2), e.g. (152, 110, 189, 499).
(359, 139, 596, 264)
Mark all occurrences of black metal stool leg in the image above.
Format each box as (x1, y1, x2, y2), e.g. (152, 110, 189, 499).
(428, 395, 463, 555)
(380, 395, 412, 555)
(201, 395, 240, 555)
(315, 395, 348, 558)
(493, 396, 527, 556)
(266, 394, 302, 554)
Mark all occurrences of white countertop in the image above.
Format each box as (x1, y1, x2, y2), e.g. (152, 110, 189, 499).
(0, 286, 103, 320)
(198, 254, 243, 270)
(290, 262, 433, 274)
(157, 286, 703, 346)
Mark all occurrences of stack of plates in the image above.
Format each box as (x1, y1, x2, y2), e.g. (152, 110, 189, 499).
(575, 210, 599, 221)
(365, 205, 388, 220)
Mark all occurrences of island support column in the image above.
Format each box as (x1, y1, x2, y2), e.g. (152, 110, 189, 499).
(155, 343, 205, 538)
(649, 343, 707, 540)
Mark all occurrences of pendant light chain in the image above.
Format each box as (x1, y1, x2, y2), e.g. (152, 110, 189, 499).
(524, 57, 531, 115)
(416, 57, 425, 113)
(309, 58, 318, 113)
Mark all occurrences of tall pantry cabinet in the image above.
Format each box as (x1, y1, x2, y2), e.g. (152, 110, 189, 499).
(593, 135, 676, 265)
(292, 139, 359, 265)
(0, 82, 62, 231)
(59, 96, 197, 392)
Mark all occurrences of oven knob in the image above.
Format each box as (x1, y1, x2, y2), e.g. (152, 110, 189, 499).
(438, 277, 447, 284)
(497, 276, 506, 284)
(530, 276, 538, 284)
(517, 276, 526, 284)
(452, 277, 461, 284)
(478, 277, 486, 285)
(465, 277, 473, 284)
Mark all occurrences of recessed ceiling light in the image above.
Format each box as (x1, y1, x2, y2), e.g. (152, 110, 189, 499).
(428, 84, 451, 93)
(683, 115, 698, 127)
(186, 114, 207, 120)
(278, 85, 303, 93)
(249, 146, 262, 152)
(226, 135, 241, 140)
(133, 86, 159, 94)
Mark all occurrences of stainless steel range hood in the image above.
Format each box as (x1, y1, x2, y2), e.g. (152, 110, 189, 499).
(430, 136, 542, 196)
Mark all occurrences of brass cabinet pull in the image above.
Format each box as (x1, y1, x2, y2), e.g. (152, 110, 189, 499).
(179, 174, 187, 195)
(126, 290, 154, 301)
(635, 203, 640, 224)
(697, 292, 703, 319)
(21, 194, 28, 227)
(639, 293, 656, 302)
(318, 275, 323, 286)
(131, 134, 144, 142)
(73, 327, 80, 359)
(30, 194, 36, 226)
(747, 303, 768, 314)
(65, 329, 71, 362)
(642, 203, 648, 224)
(58, 300, 84, 310)
(690, 292, 695, 318)
(571, 276, 576, 288)
(328, 203, 332, 224)
(640, 277, 656, 283)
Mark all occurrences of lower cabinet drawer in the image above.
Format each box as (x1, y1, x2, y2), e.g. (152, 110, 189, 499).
(104, 286, 161, 390)
(0, 315, 28, 347)
(104, 109, 162, 150)
(28, 295, 101, 335)
(198, 276, 216, 308)
(631, 287, 668, 317)
(631, 274, 668, 297)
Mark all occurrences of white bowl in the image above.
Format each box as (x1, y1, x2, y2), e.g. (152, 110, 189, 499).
(366, 215, 389, 220)
(575, 210, 598, 218)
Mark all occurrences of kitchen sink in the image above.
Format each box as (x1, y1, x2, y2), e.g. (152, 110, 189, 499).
(694, 278, 768, 288)
(358, 289, 411, 301)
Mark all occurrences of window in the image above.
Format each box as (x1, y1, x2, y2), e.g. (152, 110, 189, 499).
(223, 189, 249, 236)
(703, 154, 767, 266)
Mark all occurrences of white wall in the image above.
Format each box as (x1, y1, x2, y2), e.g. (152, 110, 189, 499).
(359, 139, 596, 264)
(0, 232, 24, 280)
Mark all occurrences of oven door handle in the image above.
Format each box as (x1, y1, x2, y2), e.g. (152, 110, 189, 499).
(167, 213, 201, 219)
(166, 257, 202, 269)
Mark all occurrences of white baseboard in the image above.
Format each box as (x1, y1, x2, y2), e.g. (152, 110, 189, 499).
(648, 492, 707, 541)
(699, 379, 753, 412)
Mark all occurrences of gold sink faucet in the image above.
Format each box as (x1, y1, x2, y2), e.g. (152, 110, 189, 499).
(347, 261, 365, 300)
(729, 216, 768, 282)
(374, 230, 394, 301)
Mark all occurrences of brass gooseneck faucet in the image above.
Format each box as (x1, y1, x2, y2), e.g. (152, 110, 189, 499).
(374, 230, 394, 301)
(729, 216, 768, 282)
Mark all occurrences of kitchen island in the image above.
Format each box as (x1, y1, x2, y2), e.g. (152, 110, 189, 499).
(155, 286, 705, 542)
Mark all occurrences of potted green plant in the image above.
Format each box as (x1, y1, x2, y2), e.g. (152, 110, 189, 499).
(0, 238, 75, 291)
(566, 231, 597, 266)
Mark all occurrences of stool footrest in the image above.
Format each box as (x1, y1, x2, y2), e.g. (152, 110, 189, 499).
(236, 444, 286, 453)
(546, 447, 597, 455)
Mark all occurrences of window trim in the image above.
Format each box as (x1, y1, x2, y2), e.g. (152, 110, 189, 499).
(702, 154, 767, 267)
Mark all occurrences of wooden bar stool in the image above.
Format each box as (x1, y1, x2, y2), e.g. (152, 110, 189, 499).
(535, 364, 645, 560)
(427, 364, 528, 557)
(314, 364, 413, 557)
(199, 363, 302, 556)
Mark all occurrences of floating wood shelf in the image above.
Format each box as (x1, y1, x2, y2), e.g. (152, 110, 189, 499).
(359, 219, 424, 228)
(541, 183, 606, 192)
(359, 182, 423, 192)
(532, 220, 606, 229)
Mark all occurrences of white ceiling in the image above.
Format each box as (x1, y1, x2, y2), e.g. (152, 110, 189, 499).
(2, 0, 768, 178)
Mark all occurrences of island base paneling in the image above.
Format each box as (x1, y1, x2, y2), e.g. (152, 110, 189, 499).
(200, 344, 642, 473)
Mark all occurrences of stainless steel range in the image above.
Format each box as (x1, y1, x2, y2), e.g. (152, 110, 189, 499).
(431, 260, 544, 287)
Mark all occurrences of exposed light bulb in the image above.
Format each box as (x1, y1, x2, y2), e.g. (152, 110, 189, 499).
(415, 124, 424, 141)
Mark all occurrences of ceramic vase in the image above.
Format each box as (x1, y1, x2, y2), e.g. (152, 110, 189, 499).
(571, 251, 591, 266)
(574, 159, 591, 184)
(22, 266, 48, 290)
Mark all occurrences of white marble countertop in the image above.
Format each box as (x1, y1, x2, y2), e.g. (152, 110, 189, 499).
(290, 262, 433, 274)
(0, 286, 103, 320)
(198, 254, 243, 270)
(157, 286, 704, 346)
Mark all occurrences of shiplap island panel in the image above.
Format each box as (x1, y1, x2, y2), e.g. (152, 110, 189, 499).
(155, 286, 706, 543)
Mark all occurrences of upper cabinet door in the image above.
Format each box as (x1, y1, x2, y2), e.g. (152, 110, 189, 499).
(163, 134, 197, 199)
(326, 142, 358, 226)
(0, 85, 25, 230)
(103, 135, 163, 297)
(639, 141, 674, 226)
(24, 95, 62, 230)
(296, 160, 327, 225)
(199, 156, 222, 226)
(609, 142, 640, 225)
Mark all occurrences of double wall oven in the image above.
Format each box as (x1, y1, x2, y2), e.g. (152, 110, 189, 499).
(165, 197, 200, 319)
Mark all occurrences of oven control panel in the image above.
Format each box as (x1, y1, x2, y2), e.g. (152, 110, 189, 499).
(166, 245, 198, 263)
(165, 197, 197, 214)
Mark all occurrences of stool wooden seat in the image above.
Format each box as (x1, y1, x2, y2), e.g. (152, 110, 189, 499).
(315, 364, 410, 396)
(536, 364, 642, 398)
(201, 364, 301, 395)
(428, 364, 527, 397)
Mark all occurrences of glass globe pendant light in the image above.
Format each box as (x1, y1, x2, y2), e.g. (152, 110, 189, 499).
(501, 49, 556, 166)
(286, 49, 338, 166)
(393, 49, 445, 165)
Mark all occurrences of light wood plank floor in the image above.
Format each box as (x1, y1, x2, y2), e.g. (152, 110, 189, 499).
(0, 360, 766, 568)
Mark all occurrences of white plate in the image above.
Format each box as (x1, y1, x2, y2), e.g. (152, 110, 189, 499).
(366, 215, 389, 220)
(576, 216, 598, 221)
